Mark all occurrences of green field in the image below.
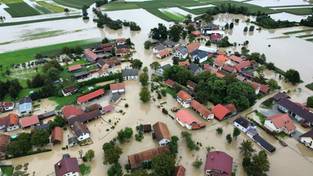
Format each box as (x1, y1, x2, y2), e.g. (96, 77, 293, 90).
(3, 1, 40, 17)
(278, 8, 313, 15)
(53, 0, 95, 9)
(161, 10, 186, 21)
(37, 1, 65, 13)
(0, 39, 99, 68)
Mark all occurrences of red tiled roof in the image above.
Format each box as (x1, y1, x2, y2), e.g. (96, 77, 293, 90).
(103, 105, 114, 113)
(191, 100, 212, 118)
(224, 104, 237, 113)
(268, 114, 296, 132)
(215, 71, 225, 78)
(158, 48, 171, 58)
(0, 113, 19, 127)
(19, 116, 39, 128)
(51, 127, 63, 143)
(214, 55, 228, 67)
(223, 65, 236, 73)
(179, 60, 190, 67)
(177, 90, 192, 101)
(249, 81, 269, 94)
(62, 105, 83, 119)
(205, 151, 233, 176)
(110, 83, 125, 91)
(77, 89, 105, 104)
(191, 31, 201, 37)
(212, 104, 231, 121)
(116, 48, 130, 54)
(229, 55, 243, 63)
(176, 109, 201, 125)
(235, 60, 251, 72)
(84, 49, 98, 61)
(175, 165, 186, 176)
(187, 42, 200, 53)
(164, 79, 175, 87)
(68, 64, 82, 72)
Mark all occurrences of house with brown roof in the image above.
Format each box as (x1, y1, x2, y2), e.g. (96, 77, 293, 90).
(68, 64, 82, 72)
(55, 154, 80, 176)
(264, 114, 296, 135)
(110, 83, 125, 94)
(156, 48, 172, 59)
(175, 165, 186, 176)
(51, 127, 63, 144)
(67, 110, 102, 126)
(0, 113, 19, 132)
(0, 134, 10, 159)
(19, 115, 39, 129)
(84, 48, 99, 62)
(204, 151, 233, 176)
(128, 146, 170, 169)
(212, 104, 236, 121)
(62, 105, 84, 120)
(72, 122, 90, 142)
(152, 122, 171, 146)
(176, 90, 193, 108)
(187, 80, 197, 91)
(191, 100, 214, 120)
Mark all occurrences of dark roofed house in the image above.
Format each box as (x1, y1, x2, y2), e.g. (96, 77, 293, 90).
(122, 69, 139, 80)
(153, 122, 171, 146)
(188, 63, 202, 75)
(204, 151, 233, 176)
(277, 98, 313, 126)
(233, 117, 256, 133)
(51, 127, 63, 144)
(73, 71, 89, 80)
(55, 154, 80, 176)
(72, 121, 90, 142)
(252, 134, 276, 153)
(84, 103, 102, 113)
(62, 86, 78, 97)
(191, 49, 208, 63)
(300, 129, 313, 149)
(111, 93, 122, 104)
(187, 80, 197, 91)
(38, 111, 56, 120)
(273, 92, 290, 102)
(68, 110, 101, 126)
(128, 146, 170, 169)
(0, 134, 10, 159)
(174, 46, 188, 60)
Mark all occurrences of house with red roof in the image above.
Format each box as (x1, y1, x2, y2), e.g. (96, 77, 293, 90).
(175, 109, 205, 130)
(204, 151, 233, 176)
(51, 127, 63, 144)
(77, 89, 105, 104)
(0, 102, 14, 112)
(19, 115, 39, 128)
(213, 55, 228, 69)
(110, 83, 125, 94)
(212, 104, 236, 121)
(210, 33, 222, 41)
(176, 90, 193, 108)
(68, 64, 82, 72)
(191, 100, 214, 120)
(0, 113, 19, 132)
(264, 114, 296, 135)
(62, 105, 83, 120)
(55, 154, 80, 176)
(247, 81, 269, 95)
(229, 55, 243, 64)
(175, 165, 186, 176)
(187, 42, 200, 54)
(164, 79, 176, 88)
(235, 60, 251, 72)
(84, 49, 98, 62)
(156, 48, 172, 59)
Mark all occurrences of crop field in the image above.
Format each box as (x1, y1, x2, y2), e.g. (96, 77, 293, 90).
(277, 7, 313, 15)
(53, 0, 95, 9)
(36, 1, 65, 13)
(1, 0, 40, 17)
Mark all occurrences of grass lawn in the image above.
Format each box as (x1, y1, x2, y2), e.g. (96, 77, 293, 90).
(256, 111, 267, 125)
(49, 94, 79, 107)
(3, 1, 40, 17)
(0, 165, 14, 176)
(53, 0, 95, 9)
(37, 1, 65, 13)
(0, 39, 99, 68)
(284, 29, 313, 34)
(165, 87, 177, 98)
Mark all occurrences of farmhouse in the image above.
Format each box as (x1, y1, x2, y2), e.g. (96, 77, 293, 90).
(72, 121, 90, 142)
(51, 127, 63, 144)
(19, 115, 39, 129)
(204, 151, 233, 176)
(264, 114, 296, 135)
(0, 113, 19, 132)
(110, 83, 125, 93)
(77, 89, 105, 104)
(175, 109, 205, 130)
(152, 122, 171, 146)
(191, 100, 214, 120)
(128, 146, 170, 169)
(62, 105, 84, 120)
(299, 129, 313, 149)
(18, 97, 32, 116)
(277, 98, 313, 126)
(176, 90, 192, 108)
(67, 110, 102, 126)
(55, 154, 80, 176)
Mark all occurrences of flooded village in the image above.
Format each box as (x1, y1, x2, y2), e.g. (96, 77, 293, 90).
(1, 0, 313, 176)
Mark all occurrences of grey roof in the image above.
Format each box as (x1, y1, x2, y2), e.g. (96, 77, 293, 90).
(122, 69, 139, 77)
(154, 44, 166, 51)
(278, 98, 313, 123)
(202, 23, 219, 30)
(72, 121, 90, 137)
(163, 40, 176, 47)
(191, 49, 208, 59)
(188, 63, 201, 74)
(300, 129, 313, 138)
(68, 110, 101, 125)
(38, 111, 56, 120)
(73, 71, 89, 78)
(273, 92, 289, 102)
(111, 93, 121, 103)
(252, 134, 276, 153)
(19, 97, 32, 104)
(176, 46, 188, 55)
(234, 117, 251, 129)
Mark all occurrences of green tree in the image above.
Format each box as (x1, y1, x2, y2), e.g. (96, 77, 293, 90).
(168, 24, 184, 42)
(192, 158, 203, 169)
(117, 127, 133, 143)
(83, 149, 95, 162)
(181, 131, 199, 151)
(232, 127, 241, 139)
(102, 142, 122, 164)
(150, 61, 160, 71)
(107, 162, 123, 176)
(151, 153, 175, 176)
(125, 170, 151, 176)
(7, 133, 32, 156)
(307, 96, 313, 108)
(243, 150, 270, 176)
(285, 69, 301, 84)
(216, 127, 223, 135)
(226, 134, 232, 144)
(131, 59, 143, 70)
(139, 72, 149, 86)
(144, 40, 152, 49)
(267, 79, 279, 90)
(139, 87, 151, 103)
(168, 136, 179, 155)
(150, 23, 168, 41)
(31, 129, 50, 147)
(239, 140, 255, 158)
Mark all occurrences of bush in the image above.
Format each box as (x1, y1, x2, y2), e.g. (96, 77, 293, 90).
(216, 127, 223, 135)
(192, 158, 203, 169)
(307, 96, 313, 108)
